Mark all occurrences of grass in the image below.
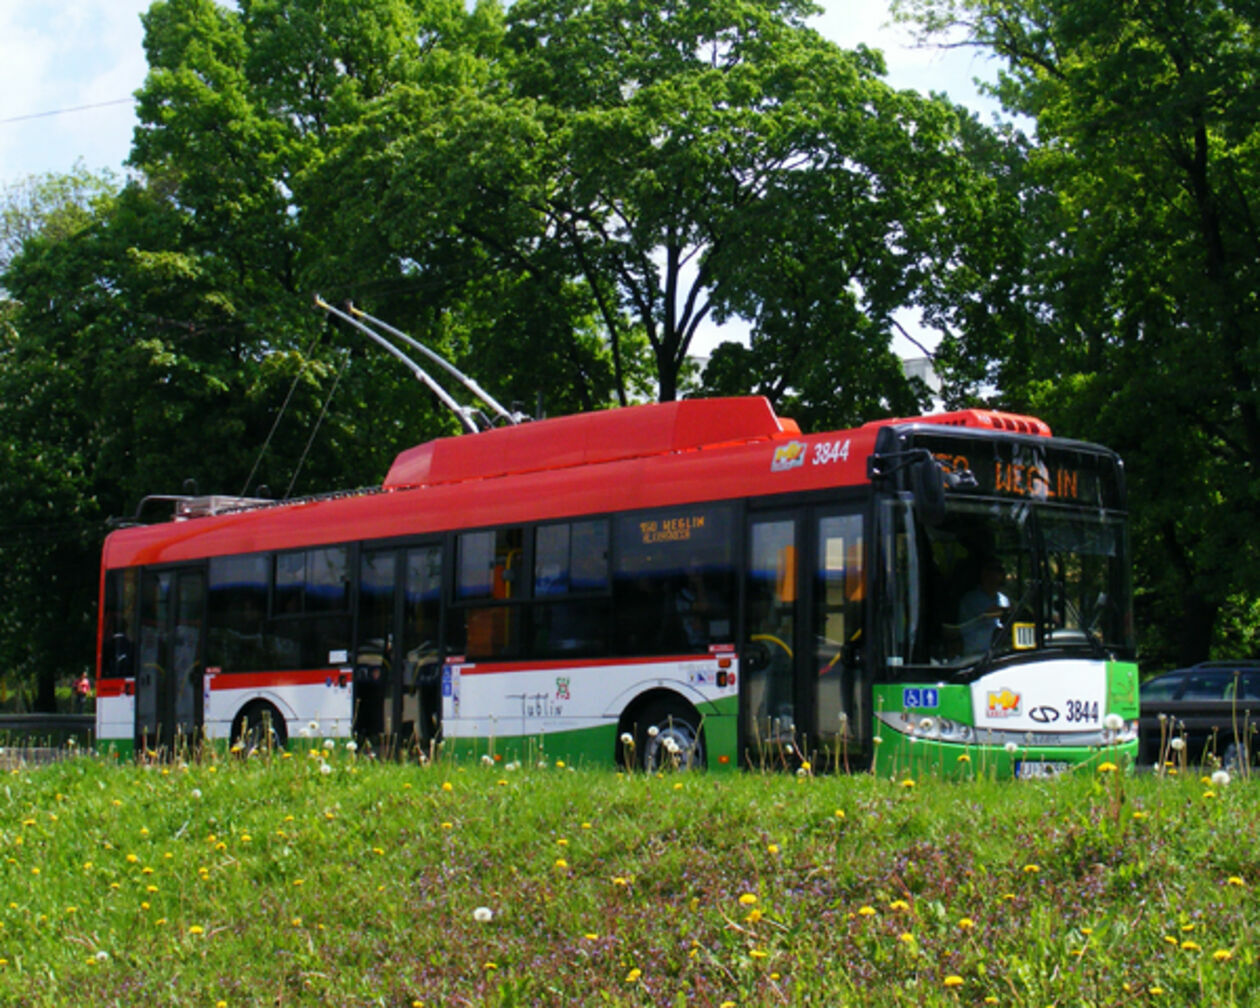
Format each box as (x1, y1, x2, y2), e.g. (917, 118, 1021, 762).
(0, 744, 1256, 1006)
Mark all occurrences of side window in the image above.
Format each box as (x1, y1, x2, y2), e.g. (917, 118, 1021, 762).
(532, 519, 610, 658)
(457, 528, 524, 658)
(102, 568, 139, 678)
(208, 554, 272, 671)
(613, 504, 736, 654)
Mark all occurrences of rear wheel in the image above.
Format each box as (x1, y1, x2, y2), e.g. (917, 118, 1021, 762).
(637, 699, 705, 772)
(231, 702, 287, 755)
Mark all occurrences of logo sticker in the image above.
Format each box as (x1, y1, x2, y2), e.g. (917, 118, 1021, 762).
(555, 677, 571, 701)
(771, 440, 807, 472)
(986, 688, 1022, 718)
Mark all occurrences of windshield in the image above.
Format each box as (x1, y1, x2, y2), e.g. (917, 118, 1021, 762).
(879, 496, 1133, 676)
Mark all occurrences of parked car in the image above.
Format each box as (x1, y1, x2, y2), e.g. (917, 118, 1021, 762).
(1139, 661, 1260, 770)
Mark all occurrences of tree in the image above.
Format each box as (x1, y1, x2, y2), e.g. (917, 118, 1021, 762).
(895, 0, 1260, 664)
(381, 0, 985, 409)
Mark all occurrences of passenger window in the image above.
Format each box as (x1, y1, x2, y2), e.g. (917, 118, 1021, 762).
(613, 504, 735, 654)
(457, 528, 524, 658)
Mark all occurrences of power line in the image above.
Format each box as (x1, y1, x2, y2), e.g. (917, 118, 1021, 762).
(0, 98, 133, 126)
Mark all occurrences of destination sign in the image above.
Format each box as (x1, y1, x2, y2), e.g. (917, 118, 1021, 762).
(915, 433, 1123, 509)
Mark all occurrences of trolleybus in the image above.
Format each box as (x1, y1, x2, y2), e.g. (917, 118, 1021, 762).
(96, 395, 1139, 775)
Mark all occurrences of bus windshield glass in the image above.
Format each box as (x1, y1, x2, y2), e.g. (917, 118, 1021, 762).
(879, 442, 1133, 677)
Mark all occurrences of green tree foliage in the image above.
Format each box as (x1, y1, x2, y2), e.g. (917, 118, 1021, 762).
(895, 0, 1260, 664)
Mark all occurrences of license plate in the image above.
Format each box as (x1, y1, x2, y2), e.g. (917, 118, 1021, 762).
(1015, 760, 1070, 779)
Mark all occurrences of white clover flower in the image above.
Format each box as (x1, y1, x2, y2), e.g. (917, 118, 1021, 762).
(1211, 769, 1231, 787)
(319, 762, 332, 776)
(1170, 737, 1186, 752)
(473, 906, 494, 923)
(323, 739, 335, 750)
(1104, 713, 1125, 731)
(647, 725, 660, 738)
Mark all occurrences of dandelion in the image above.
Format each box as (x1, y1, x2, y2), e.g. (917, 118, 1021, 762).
(583, 932, 599, 941)
(345, 740, 358, 753)
(1104, 712, 1125, 731)
(319, 763, 332, 776)
(767, 843, 780, 855)
(1181, 940, 1201, 951)
(1213, 949, 1233, 962)
(323, 739, 335, 750)
(858, 905, 877, 917)
(441, 781, 453, 792)
(1170, 737, 1186, 752)
(834, 809, 846, 820)
(483, 962, 498, 972)
(958, 917, 975, 930)
(889, 899, 910, 911)
(1212, 769, 1231, 787)
(612, 876, 629, 887)
(750, 948, 768, 959)
(189, 925, 205, 935)
(943, 975, 964, 988)
(473, 906, 493, 923)
(739, 893, 758, 906)
(647, 725, 659, 738)
(957, 753, 971, 764)
(1097, 761, 1118, 773)
(95, 950, 109, 962)
(1004, 741, 1018, 753)
(1022, 864, 1040, 874)
(554, 858, 568, 869)
(900, 778, 916, 789)
(1227, 876, 1245, 887)
(308, 720, 319, 733)
(898, 932, 915, 944)
(619, 732, 634, 746)
(625, 967, 642, 983)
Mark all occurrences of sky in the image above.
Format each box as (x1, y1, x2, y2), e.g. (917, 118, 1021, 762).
(0, 2, 1005, 356)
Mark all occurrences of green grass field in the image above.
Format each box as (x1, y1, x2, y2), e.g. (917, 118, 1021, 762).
(0, 744, 1255, 1006)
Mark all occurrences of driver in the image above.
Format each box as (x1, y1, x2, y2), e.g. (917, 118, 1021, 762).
(958, 556, 1010, 653)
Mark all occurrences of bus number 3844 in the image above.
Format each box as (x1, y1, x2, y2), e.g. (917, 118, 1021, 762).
(1065, 700, 1099, 723)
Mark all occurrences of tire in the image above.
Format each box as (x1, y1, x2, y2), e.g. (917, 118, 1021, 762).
(637, 699, 705, 772)
(232, 702, 287, 755)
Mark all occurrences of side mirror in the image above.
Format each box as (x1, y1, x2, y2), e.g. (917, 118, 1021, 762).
(912, 453, 947, 526)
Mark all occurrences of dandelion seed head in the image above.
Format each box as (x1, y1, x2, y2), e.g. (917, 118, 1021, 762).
(1211, 769, 1230, 787)
(1170, 737, 1186, 752)
(473, 906, 493, 923)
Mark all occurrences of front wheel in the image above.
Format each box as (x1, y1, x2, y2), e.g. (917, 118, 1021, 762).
(637, 700, 705, 772)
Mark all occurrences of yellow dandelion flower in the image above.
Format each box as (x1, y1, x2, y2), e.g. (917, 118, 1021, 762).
(958, 917, 975, 930)
(1181, 940, 1201, 951)
(483, 962, 497, 972)
(624, 967, 642, 983)
(1022, 864, 1040, 874)
(441, 782, 453, 792)
(125, 854, 139, 864)
(900, 778, 916, 788)
(1149, 987, 1164, 996)
(898, 932, 915, 944)
(612, 876, 629, 886)
(957, 753, 971, 763)
(554, 858, 568, 869)
(943, 975, 964, 988)
(1181, 923, 1196, 932)
(1228, 876, 1245, 886)
(889, 899, 910, 911)
(556, 838, 568, 846)
(1213, 949, 1233, 962)
(738, 893, 758, 906)
(1097, 761, 1117, 773)
(583, 933, 599, 941)
(834, 809, 846, 819)
(440, 822, 453, 830)
(750, 948, 768, 959)
(1164, 935, 1179, 946)
(767, 843, 780, 855)
(745, 908, 763, 924)
(858, 905, 877, 917)
(189, 925, 204, 935)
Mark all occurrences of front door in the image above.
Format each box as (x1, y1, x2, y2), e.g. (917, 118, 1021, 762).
(744, 507, 867, 767)
(135, 566, 205, 755)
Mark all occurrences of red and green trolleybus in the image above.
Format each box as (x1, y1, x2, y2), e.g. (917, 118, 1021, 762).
(96, 396, 1139, 775)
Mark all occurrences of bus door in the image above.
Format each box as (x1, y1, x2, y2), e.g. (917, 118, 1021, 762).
(744, 508, 866, 766)
(356, 543, 444, 751)
(135, 565, 206, 755)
